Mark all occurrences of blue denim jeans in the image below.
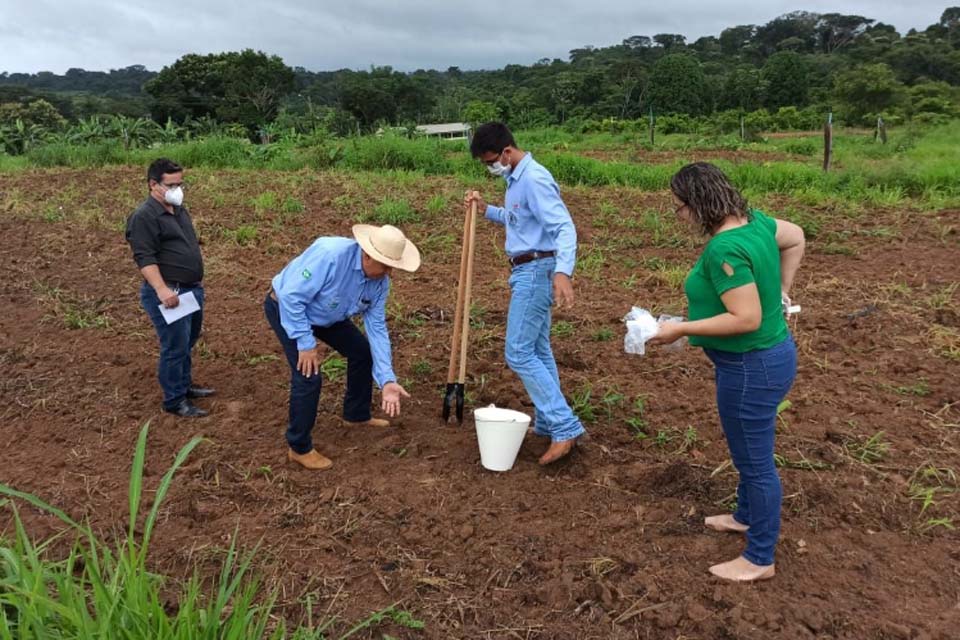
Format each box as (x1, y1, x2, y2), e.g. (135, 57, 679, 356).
(264, 293, 373, 454)
(140, 282, 204, 410)
(705, 336, 797, 566)
(505, 257, 585, 443)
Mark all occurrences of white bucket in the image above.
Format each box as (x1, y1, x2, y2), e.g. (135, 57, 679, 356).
(474, 405, 531, 472)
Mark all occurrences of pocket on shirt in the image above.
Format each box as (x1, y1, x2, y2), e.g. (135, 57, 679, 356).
(353, 301, 371, 315)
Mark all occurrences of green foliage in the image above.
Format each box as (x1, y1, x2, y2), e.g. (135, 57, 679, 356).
(343, 135, 451, 174)
(462, 100, 501, 128)
(282, 195, 305, 214)
(321, 355, 347, 382)
(834, 63, 905, 124)
(145, 49, 296, 135)
(361, 197, 420, 225)
(762, 51, 810, 110)
(0, 423, 425, 638)
(426, 193, 448, 215)
(551, 320, 576, 338)
(592, 327, 614, 342)
(411, 359, 433, 377)
(0, 98, 67, 130)
(2, 10, 960, 134)
(225, 224, 258, 246)
(648, 54, 707, 115)
(571, 385, 596, 424)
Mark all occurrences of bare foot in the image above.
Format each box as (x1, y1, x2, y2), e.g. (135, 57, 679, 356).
(705, 514, 749, 533)
(538, 439, 576, 465)
(709, 556, 775, 582)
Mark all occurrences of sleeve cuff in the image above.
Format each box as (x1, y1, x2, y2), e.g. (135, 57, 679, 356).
(374, 371, 396, 389)
(485, 205, 503, 221)
(295, 335, 317, 351)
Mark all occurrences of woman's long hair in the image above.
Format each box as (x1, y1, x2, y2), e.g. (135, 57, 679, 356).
(670, 162, 749, 235)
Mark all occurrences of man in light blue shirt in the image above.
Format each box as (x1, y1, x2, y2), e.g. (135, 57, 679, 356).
(465, 122, 585, 465)
(264, 224, 420, 470)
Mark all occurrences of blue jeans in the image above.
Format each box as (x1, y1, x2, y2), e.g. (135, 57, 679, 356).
(505, 257, 585, 443)
(140, 282, 204, 410)
(264, 293, 373, 454)
(705, 336, 797, 566)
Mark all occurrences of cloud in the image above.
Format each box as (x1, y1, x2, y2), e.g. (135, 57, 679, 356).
(0, 0, 949, 73)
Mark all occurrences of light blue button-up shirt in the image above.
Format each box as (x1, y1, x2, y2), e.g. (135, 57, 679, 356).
(272, 238, 395, 388)
(485, 153, 578, 276)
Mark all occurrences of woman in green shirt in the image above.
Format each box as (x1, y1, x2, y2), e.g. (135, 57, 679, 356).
(650, 162, 805, 582)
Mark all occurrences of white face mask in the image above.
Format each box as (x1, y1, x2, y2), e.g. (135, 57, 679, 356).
(487, 161, 511, 177)
(163, 186, 184, 206)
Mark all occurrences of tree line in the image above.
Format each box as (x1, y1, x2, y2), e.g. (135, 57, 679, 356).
(1, 8, 959, 150)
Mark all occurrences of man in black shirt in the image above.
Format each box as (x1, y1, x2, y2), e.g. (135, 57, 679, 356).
(125, 158, 214, 417)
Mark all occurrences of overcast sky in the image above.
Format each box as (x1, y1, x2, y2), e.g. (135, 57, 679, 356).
(0, 1, 952, 74)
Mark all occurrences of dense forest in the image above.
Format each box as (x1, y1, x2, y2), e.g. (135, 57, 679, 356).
(2, 8, 959, 148)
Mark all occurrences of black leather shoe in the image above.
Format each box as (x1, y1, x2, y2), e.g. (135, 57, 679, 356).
(186, 386, 216, 399)
(164, 400, 209, 417)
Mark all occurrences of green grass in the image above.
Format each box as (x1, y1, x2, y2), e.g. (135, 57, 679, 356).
(282, 195, 305, 214)
(578, 247, 606, 279)
(360, 197, 420, 225)
(225, 224, 258, 246)
(251, 190, 279, 215)
(0, 423, 425, 638)
(426, 194, 448, 216)
(63, 306, 110, 330)
(321, 355, 347, 381)
(571, 385, 596, 424)
(592, 327, 614, 342)
(551, 320, 575, 338)
(6, 121, 960, 209)
(844, 431, 890, 464)
(411, 358, 433, 377)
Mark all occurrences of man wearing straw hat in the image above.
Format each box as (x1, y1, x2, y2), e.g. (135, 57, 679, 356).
(264, 224, 420, 470)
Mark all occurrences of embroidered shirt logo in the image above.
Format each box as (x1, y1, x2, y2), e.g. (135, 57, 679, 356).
(301, 268, 311, 279)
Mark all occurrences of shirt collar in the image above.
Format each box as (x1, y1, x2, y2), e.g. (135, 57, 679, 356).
(352, 241, 371, 281)
(145, 196, 178, 215)
(506, 152, 533, 184)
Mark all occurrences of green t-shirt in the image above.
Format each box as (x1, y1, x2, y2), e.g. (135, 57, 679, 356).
(684, 210, 788, 353)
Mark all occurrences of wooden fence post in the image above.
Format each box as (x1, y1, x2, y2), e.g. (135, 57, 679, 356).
(875, 116, 887, 144)
(823, 111, 833, 172)
(649, 105, 655, 146)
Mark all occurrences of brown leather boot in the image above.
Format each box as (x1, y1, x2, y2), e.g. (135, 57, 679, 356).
(343, 418, 390, 428)
(287, 448, 333, 470)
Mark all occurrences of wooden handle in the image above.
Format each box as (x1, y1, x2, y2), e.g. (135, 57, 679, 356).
(458, 200, 478, 384)
(446, 200, 473, 382)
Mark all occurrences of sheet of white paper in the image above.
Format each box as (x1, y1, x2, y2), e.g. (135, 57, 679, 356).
(158, 290, 200, 325)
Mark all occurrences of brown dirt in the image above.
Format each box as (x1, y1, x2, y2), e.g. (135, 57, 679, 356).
(1, 167, 959, 639)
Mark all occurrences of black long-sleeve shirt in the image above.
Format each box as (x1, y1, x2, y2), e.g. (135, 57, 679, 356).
(125, 197, 204, 284)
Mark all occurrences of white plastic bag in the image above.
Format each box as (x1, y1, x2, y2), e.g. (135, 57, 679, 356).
(623, 307, 659, 355)
(623, 307, 686, 355)
(656, 314, 686, 352)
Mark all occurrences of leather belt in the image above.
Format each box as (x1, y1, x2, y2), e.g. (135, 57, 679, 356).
(509, 250, 556, 268)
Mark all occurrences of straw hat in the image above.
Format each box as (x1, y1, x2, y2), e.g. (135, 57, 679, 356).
(352, 224, 421, 272)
